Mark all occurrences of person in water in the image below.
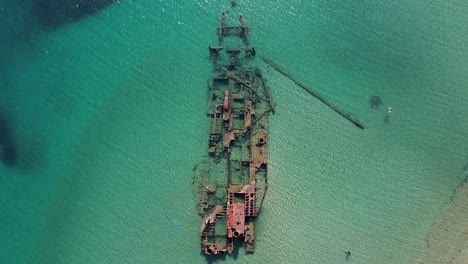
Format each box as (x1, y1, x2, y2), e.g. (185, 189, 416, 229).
(221, 11, 227, 24)
(346, 250, 351, 259)
(384, 106, 393, 124)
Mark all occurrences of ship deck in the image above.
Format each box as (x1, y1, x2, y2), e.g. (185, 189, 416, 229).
(192, 10, 273, 256)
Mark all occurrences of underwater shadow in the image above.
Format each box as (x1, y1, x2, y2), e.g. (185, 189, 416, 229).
(34, 0, 115, 29)
(0, 115, 17, 167)
(369, 95, 382, 109)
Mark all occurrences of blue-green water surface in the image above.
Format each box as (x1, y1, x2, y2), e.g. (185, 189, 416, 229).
(1, 1, 467, 263)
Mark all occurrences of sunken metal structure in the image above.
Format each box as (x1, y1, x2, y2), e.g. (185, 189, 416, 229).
(192, 10, 274, 256)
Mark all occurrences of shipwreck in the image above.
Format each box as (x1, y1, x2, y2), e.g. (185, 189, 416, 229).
(192, 10, 274, 256)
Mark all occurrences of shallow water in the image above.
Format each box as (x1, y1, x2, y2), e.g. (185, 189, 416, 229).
(1, 1, 467, 263)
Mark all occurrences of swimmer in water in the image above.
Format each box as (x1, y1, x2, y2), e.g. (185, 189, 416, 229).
(346, 250, 351, 259)
(384, 106, 392, 124)
(221, 11, 227, 23)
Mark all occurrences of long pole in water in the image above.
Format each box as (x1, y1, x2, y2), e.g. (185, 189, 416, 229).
(260, 57, 364, 130)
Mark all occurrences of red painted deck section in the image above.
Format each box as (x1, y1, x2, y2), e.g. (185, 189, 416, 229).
(227, 203, 245, 238)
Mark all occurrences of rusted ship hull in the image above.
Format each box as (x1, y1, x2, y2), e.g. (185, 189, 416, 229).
(193, 11, 273, 256)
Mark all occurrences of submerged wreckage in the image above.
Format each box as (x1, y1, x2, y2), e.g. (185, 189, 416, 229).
(192, 3, 366, 258)
(192, 10, 274, 256)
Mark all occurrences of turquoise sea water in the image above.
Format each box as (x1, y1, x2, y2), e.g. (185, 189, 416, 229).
(1, 1, 467, 263)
